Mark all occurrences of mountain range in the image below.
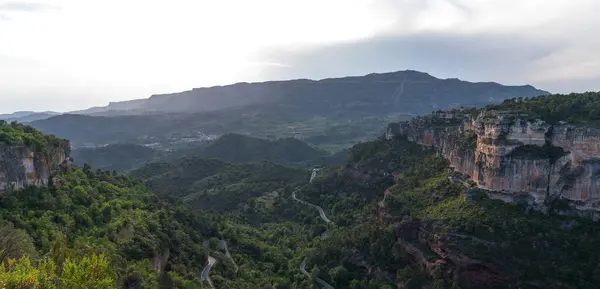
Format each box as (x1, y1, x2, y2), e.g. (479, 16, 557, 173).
(0, 111, 60, 123)
(18, 70, 548, 148)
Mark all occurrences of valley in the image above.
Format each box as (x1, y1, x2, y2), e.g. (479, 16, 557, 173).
(1, 78, 599, 289)
(3, 0, 599, 287)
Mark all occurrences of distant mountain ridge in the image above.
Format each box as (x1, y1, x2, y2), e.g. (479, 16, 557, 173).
(0, 111, 60, 123)
(62, 70, 549, 116)
(29, 70, 549, 147)
(69, 98, 147, 115)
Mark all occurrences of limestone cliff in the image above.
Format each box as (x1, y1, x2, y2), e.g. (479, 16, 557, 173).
(389, 110, 600, 211)
(0, 143, 70, 191)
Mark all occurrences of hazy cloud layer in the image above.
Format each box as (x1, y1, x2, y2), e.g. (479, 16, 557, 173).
(257, 32, 564, 87)
(0, 0, 599, 112)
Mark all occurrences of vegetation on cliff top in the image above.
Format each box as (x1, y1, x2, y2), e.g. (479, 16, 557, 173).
(486, 91, 600, 125)
(0, 120, 68, 152)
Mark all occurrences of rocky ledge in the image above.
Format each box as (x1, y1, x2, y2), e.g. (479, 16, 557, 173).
(388, 109, 600, 213)
(0, 142, 70, 191)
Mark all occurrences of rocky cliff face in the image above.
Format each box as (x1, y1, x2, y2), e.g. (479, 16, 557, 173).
(389, 110, 600, 211)
(0, 143, 70, 191)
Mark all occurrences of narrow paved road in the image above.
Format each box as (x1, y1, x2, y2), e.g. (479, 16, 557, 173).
(295, 168, 335, 289)
(300, 258, 335, 289)
(292, 191, 332, 223)
(200, 256, 217, 288)
(300, 258, 309, 275)
(219, 239, 239, 273)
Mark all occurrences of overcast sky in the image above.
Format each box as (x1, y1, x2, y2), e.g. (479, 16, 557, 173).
(1, 0, 599, 113)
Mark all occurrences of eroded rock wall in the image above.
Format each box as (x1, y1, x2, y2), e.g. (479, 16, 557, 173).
(390, 110, 600, 209)
(0, 143, 69, 191)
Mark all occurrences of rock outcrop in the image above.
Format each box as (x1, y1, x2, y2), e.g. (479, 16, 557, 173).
(0, 143, 70, 191)
(395, 221, 509, 288)
(389, 110, 600, 211)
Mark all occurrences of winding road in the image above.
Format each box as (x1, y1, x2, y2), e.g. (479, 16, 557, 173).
(200, 256, 217, 288)
(292, 191, 332, 223)
(219, 239, 239, 273)
(294, 168, 335, 289)
(300, 259, 335, 289)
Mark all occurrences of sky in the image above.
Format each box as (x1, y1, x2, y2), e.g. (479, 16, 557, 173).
(1, 0, 599, 113)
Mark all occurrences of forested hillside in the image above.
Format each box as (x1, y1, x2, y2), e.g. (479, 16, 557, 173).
(130, 157, 307, 212)
(185, 134, 327, 164)
(3, 118, 600, 288)
(0, 165, 220, 288)
(71, 134, 329, 173)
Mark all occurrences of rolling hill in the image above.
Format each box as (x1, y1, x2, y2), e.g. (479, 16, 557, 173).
(71, 134, 328, 171)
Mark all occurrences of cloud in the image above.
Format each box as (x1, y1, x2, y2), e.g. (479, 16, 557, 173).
(255, 32, 564, 89)
(1, 0, 600, 113)
(0, 1, 56, 12)
(254, 0, 600, 94)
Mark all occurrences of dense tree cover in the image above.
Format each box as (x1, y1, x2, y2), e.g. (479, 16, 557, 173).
(71, 134, 333, 173)
(220, 137, 600, 288)
(130, 157, 308, 211)
(486, 91, 600, 125)
(185, 134, 327, 164)
(121, 137, 447, 288)
(4, 123, 600, 288)
(0, 164, 220, 288)
(0, 254, 115, 288)
(0, 120, 67, 152)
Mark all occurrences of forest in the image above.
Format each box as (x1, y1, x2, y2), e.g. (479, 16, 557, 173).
(2, 117, 600, 288)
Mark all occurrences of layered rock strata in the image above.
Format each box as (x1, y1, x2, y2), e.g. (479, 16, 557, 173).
(389, 110, 600, 210)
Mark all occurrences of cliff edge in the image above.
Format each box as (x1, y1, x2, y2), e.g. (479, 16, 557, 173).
(388, 99, 600, 213)
(0, 121, 70, 191)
